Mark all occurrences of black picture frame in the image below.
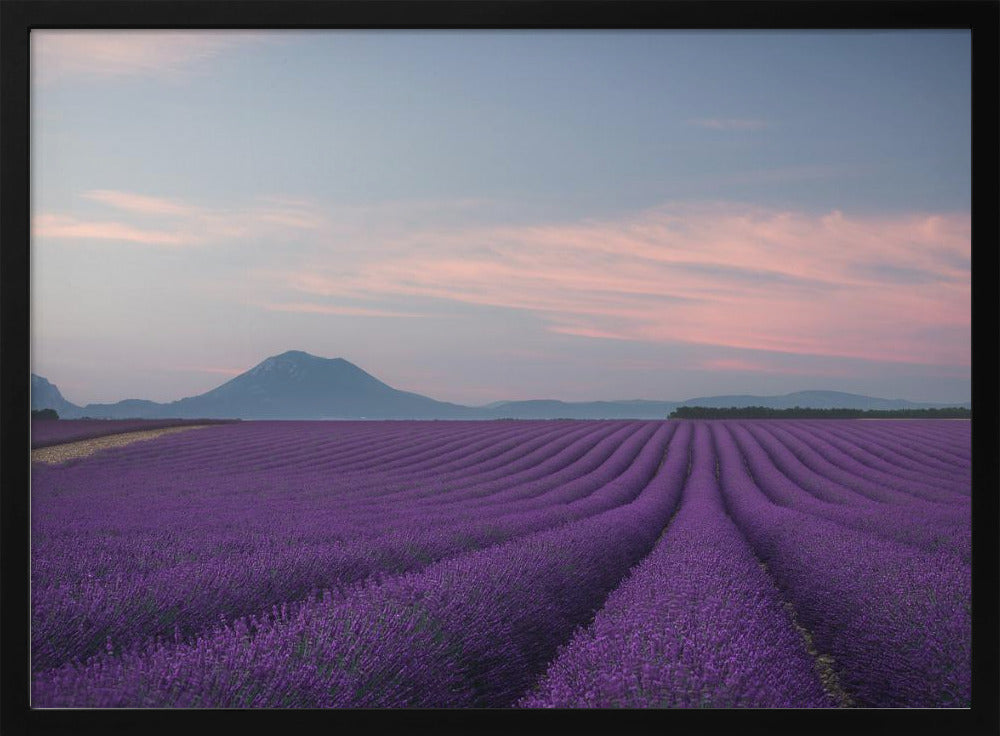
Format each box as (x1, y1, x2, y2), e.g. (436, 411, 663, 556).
(3, 2, 997, 734)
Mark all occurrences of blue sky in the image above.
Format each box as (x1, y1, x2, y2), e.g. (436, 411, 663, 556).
(31, 30, 971, 405)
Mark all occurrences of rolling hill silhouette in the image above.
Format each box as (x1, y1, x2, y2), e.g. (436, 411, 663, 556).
(31, 350, 970, 420)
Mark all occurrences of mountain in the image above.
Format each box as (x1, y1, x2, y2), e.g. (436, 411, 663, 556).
(163, 351, 474, 419)
(40, 351, 475, 420)
(30, 374, 81, 417)
(31, 352, 971, 420)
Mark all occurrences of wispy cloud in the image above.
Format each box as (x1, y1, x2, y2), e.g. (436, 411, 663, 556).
(688, 118, 769, 131)
(34, 190, 328, 247)
(32, 31, 266, 84)
(32, 214, 193, 245)
(277, 201, 970, 368)
(83, 190, 197, 217)
(35, 191, 970, 370)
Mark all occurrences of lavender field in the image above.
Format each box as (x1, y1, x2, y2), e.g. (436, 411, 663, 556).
(30, 418, 971, 708)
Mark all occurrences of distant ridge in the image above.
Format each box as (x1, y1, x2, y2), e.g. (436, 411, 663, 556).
(31, 351, 971, 420)
(30, 375, 81, 417)
(674, 389, 964, 411)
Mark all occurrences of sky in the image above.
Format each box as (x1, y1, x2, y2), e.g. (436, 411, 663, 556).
(30, 30, 971, 406)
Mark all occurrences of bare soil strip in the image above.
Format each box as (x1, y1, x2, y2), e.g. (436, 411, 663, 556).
(756, 560, 855, 707)
(31, 425, 212, 464)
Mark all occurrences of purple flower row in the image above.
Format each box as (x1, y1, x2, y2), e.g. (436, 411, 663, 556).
(520, 423, 836, 708)
(711, 421, 970, 707)
(727, 422, 970, 562)
(791, 420, 970, 493)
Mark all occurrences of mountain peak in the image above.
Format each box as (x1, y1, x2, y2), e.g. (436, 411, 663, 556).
(249, 351, 355, 377)
(263, 350, 353, 365)
(273, 350, 320, 360)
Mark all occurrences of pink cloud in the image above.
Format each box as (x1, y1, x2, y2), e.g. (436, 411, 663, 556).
(83, 190, 196, 217)
(280, 202, 970, 369)
(35, 191, 330, 249)
(32, 214, 192, 245)
(37, 191, 970, 371)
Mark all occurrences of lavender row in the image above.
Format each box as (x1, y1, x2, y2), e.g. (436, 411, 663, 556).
(792, 421, 971, 491)
(32, 422, 671, 671)
(73, 420, 548, 481)
(731, 423, 970, 561)
(242, 420, 558, 477)
(830, 420, 971, 464)
(366, 423, 644, 512)
(70, 420, 606, 505)
(33, 423, 691, 707)
(31, 420, 607, 534)
(521, 423, 835, 708)
(330, 422, 630, 509)
(760, 421, 967, 505)
(712, 422, 970, 707)
(801, 421, 971, 483)
(30, 418, 238, 449)
(793, 420, 970, 499)
(221, 422, 649, 537)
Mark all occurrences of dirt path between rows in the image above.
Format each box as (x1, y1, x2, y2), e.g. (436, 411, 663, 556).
(31, 425, 213, 464)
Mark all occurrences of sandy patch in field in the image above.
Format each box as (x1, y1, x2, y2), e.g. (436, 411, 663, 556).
(32, 425, 212, 464)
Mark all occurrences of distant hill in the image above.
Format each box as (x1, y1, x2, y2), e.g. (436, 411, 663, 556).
(675, 390, 968, 412)
(481, 390, 969, 419)
(41, 351, 475, 420)
(166, 351, 475, 419)
(31, 352, 971, 420)
(30, 374, 81, 417)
